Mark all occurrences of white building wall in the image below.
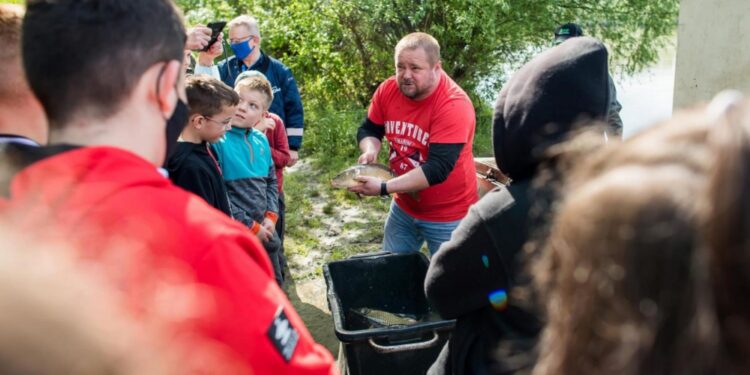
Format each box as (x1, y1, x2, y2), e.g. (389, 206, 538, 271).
(674, 0, 750, 109)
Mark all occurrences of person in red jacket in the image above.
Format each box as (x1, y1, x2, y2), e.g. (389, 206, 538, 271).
(260, 111, 291, 191)
(0, 0, 336, 373)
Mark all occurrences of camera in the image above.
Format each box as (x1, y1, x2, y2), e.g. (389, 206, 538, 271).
(202, 21, 226, 52)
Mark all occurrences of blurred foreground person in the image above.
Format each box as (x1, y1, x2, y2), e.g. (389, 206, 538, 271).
(0, 229, 244, 374)
(425, 37, 610, 374)
(706, 93, 750, 374)
(1, 0, 335, 373)
(533, 111, 720, 375)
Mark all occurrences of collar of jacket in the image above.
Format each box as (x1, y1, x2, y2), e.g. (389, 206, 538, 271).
(234, 50, 270, 74)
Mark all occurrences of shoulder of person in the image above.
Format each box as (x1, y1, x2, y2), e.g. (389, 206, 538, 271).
(217, 55, 237, 68)
(474, 185, 522, 220)
(267, 54, 291, 71)
(250, 128, 272, 145)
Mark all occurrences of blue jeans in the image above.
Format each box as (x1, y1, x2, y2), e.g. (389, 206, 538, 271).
(382, 201, 462, 256)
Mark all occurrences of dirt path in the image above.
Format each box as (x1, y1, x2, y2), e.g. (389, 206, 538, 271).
(282, 160, 389, 357)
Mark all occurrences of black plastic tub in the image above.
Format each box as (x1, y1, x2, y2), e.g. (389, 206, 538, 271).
(324, 252, 455, 375)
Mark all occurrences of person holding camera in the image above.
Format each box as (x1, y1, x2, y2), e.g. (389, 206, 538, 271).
(195, 15, 304, 167)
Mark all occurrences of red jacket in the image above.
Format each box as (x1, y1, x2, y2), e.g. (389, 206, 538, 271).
(263, 112, 291, 192)
(2, 146, 335, 374)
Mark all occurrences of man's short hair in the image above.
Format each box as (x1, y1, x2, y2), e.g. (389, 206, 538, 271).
(186, 75, 239, 118)
(395, 32, 441, 66)
(0, 4, 26, 102)
(228, 15, 260, 38)
(235, 74, 274, 110)
(22, 0, 186, 129)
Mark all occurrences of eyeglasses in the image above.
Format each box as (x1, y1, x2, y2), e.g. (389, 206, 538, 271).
(203, 116, 232, 127)
(228, 34, 255, 45)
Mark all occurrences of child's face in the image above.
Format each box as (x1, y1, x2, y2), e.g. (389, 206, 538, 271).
(233, 88, 269, 129)
(199, 105, 235, 143)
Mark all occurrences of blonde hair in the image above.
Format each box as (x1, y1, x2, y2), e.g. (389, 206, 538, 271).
(235, 74, 273, 110)
(228, 15, 260, 38)
(395, 32, 440, 66)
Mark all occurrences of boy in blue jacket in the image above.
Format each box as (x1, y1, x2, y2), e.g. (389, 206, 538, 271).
(213, 74, 283, 285)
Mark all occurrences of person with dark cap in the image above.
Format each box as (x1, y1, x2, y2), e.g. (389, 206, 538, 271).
(424, 36, 611, 374)
(555, 22, 624, 138)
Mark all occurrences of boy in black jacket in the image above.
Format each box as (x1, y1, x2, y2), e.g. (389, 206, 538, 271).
(167, 75, 238, 216)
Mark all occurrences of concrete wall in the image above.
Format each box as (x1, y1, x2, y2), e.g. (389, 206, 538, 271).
(673, 0, 750, 109)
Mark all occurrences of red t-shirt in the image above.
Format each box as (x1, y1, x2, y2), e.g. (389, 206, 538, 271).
(368, 71, 478, 221)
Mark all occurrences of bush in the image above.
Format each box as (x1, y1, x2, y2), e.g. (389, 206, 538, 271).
(302, 104, 365, 169)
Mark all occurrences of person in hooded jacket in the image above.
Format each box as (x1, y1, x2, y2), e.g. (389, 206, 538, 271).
(424, 36, 611, 375)
(167, 75, 237, 217)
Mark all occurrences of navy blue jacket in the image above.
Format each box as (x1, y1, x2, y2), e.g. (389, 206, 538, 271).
(218, 52, 304, 150)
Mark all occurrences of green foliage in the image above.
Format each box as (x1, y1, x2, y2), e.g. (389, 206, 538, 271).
(301, 104, 364, 166)
(176, 0, 678, 160)
(177, 0, 678, 105)
(474, 100, 494, 157)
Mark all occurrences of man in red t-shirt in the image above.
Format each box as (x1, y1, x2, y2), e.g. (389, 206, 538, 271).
(351, 32, 478, 255)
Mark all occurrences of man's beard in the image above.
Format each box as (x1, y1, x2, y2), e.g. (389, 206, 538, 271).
(398, 81, 421, 99)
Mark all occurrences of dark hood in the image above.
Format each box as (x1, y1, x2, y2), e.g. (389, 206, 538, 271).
(166, 141, 207, 173)
(492, 36, 610, 181)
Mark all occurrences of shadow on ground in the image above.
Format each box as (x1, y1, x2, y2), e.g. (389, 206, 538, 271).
(284, 271, 341, 357)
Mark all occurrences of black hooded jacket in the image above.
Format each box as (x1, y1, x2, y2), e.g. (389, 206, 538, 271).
(166, 141, 232, 217)
(424, 37, 610, 375)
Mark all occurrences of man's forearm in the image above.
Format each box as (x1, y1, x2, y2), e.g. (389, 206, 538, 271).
(385, 167, 430, 194)
(359, 136, 381, 154)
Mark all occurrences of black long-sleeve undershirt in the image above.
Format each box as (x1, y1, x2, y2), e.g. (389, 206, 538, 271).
(356, 117, 385, 143)
(356, 117, 464, 186)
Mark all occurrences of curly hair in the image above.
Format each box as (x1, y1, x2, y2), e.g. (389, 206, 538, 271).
(533, 111, 720, 375)
(706, 96, 750, 373)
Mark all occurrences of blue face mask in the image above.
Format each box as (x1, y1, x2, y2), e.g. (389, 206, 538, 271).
(230, 39, 254, 61)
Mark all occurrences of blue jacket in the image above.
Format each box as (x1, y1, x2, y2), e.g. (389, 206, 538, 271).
(218, 52, 305, 150)
(212, 127, 278, 229)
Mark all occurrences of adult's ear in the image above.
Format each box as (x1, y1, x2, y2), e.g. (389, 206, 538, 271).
(155, 59, 183, 118)
(433, 60, 442, 73)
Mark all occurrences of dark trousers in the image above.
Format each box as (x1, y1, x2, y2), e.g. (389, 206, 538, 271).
(263, 231, 283, 286)
(275, 192, 287, 268)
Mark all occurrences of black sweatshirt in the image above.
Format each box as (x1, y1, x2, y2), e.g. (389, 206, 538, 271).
(166, 141, 232, 217)
(425, 36, 610, 375)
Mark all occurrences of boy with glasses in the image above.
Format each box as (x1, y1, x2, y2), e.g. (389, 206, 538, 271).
(167, 75, 237, 216)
